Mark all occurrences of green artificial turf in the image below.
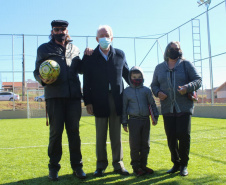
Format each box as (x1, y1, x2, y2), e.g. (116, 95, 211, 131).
(0, 116, 225, 184)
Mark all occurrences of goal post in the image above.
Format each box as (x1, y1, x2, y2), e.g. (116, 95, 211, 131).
(27, 89, 45, 118)
(26, 89, 88, 118)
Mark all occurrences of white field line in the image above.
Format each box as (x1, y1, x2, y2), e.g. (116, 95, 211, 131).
(0, 136, 225, 150)
(0, 142, 124, 150)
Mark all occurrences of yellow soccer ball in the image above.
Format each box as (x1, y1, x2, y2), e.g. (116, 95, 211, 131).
(39, 60, 60, 81)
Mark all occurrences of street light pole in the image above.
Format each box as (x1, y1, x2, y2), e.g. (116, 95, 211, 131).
(22, 34, 25, 101)
(205, 5, 214, 105)
(198, 0, 214, 104)
(225, 0, 226, 11)
(12, 35, 15, 110)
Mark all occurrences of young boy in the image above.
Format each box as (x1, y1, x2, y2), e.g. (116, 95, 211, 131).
(122, 66, 159, 176)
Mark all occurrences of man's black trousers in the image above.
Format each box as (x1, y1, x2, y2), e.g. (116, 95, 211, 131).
(163, 114, 191, 166)
(46, 98, 83, 171)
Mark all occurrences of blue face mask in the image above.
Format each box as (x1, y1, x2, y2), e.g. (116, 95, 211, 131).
(99, 37, 111, 50)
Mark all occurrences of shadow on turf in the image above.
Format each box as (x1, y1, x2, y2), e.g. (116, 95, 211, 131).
(1, 170, 195, 185)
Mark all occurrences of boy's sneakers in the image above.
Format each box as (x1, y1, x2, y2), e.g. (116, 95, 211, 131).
(133, 168, 146, 176)
(142, 166, 154, 174)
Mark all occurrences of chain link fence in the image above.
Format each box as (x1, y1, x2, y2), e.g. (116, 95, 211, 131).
(0, 1, 225, 112)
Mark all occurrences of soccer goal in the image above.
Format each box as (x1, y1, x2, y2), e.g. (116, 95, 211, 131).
(27, 89, 46, 118)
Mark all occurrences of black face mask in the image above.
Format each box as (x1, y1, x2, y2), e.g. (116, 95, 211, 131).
(168, 48, 182, 59)
(53, 34, 66, 42)
(131, 79, 143, 87)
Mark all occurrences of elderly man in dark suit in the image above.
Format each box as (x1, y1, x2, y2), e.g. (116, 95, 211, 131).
(83, 25, 130, 177)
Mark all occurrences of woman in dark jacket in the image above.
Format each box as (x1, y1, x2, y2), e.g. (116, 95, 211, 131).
(151, 41, 202, 176)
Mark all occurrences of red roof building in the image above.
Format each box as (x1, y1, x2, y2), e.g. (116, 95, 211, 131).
(214, 81, 226, 98)
(2, 80, 43, 91)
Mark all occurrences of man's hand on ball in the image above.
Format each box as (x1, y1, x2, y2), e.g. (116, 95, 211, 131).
(39, 75, 57, 84)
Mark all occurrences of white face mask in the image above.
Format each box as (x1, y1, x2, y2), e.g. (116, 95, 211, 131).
(98, 37, 111, 50)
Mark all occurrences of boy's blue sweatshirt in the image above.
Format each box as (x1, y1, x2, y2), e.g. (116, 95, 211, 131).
(122, 66, 159, 125)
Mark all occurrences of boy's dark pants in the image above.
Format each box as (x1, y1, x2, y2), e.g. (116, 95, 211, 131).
(163, 114, 191, 167)
(46, 98, 83, 172)
(128, 118, 150, 170)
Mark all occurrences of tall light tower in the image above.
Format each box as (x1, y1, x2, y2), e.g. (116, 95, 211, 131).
(197, 0, 214, 104)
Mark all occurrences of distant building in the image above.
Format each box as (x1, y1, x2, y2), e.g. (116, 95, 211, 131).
(214, 82, 226, 98)
(2, 82, 23, 91)
(205, 87, 218, 99)
(26, 79, 43, 89)
(205, 82, 226, 99)
(1, 79, 43, 92)
(202, 82, 226, 103)
(197, 88, 206, 96)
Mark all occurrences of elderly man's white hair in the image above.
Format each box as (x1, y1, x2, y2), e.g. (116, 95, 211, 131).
(96, 25, 113, 37)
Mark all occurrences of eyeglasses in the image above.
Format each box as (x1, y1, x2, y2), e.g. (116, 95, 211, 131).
(53, 27, 66, 32)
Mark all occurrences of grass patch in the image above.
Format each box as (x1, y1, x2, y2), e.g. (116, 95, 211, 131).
(0, 116, 225, 184)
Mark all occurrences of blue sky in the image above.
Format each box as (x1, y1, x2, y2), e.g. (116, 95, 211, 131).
(0, 0, 225, 89)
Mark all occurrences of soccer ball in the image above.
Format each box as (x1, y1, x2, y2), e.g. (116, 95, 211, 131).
(39, 60, 60, 80)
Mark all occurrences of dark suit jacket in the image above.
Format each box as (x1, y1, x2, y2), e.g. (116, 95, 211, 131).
(83, 45, 129, 117)
(33, 40, 83, 100)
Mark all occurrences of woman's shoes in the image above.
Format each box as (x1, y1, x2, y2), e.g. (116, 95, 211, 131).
(180, 166, 188, 176)
(167, 165, 188, 176)
(167, 165, 180, 173)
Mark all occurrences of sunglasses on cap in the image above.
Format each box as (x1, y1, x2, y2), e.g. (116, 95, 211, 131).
(53, 27, 66, 32)
(170, 47, 180, 51)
